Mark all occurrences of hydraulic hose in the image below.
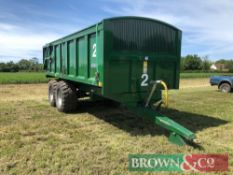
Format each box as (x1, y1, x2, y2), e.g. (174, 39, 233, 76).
(160, 80, 168, 108)
(145, 80, 168, 108)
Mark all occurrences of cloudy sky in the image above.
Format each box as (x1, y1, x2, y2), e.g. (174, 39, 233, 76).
(0, 0, 232, 62)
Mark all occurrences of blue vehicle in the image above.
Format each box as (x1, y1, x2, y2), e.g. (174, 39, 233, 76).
(210, 75, 233, 93)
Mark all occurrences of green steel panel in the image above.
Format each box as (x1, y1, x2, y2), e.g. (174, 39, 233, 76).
(61, 43, 67, 74)
(104, 18, 177, 55)
(108, 60, 129, 93)
(55, 45, 61, 73)
(103, 17, 181, 105)
(77, 37, 87, 78)
(88, 33, 97, 78)
(155, 61, 176, 88)
(51, 47, 55, 73)
(106, 57, 163, 105)
(68, 40, 75, 76)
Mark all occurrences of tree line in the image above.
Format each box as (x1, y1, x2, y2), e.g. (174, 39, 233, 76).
(0, 58, 43, 72)
(180, 54, 233, 72)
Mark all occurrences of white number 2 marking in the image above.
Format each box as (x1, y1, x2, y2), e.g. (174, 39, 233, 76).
(141, 74, 149, 86)
(92, 43, 96, 57)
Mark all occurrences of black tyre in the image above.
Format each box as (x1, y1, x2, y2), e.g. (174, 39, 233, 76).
(56, 81, 77, 112)
(219, 83, 231, 93)
(48, 80, 58, 107)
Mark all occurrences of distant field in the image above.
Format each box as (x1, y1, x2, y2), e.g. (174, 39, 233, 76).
(180, 78, 210, 88)
(0, 72, 233, 84)
(0, 72, 48, 84)
(180, 72, 233, 79)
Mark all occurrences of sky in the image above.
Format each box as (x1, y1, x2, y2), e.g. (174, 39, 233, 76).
(0, 0, 233, 62)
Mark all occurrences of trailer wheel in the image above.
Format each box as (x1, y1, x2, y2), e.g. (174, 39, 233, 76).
(56, 81, 77, 112)
(48, 80, 57, 107)
(219, 82, 231, 93)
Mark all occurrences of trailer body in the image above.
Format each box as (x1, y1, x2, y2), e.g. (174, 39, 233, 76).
(44, 17, 196, 146)
(44, 17, 181, 107)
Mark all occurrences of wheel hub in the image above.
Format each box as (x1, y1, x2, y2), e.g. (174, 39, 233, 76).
(49, 91, 54, 101)
(222, 85, 230, 93)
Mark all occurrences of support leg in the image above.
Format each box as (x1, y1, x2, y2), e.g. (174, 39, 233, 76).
(168, 132, 186, 146)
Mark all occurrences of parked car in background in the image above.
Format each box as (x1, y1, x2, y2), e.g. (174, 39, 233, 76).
(210, 75, 233, 93)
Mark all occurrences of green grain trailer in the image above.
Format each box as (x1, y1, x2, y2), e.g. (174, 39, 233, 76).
(43, 16, 196, 146)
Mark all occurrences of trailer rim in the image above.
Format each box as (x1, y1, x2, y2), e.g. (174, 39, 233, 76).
(56, 88, 63, 109)
(49, 86, 54, 102)
(48, 80, 57, 107)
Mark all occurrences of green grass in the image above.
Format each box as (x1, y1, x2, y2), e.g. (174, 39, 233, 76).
(0, 72, 48, 84)
(180, 72, 233, 79)
(0, 84, 232, 174)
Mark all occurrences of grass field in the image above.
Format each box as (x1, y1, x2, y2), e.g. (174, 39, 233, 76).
(181, 72, 233, 79)
(0, 81, 232, 174)
(0, 72, 47, 84)
(0, 72, 233, 84)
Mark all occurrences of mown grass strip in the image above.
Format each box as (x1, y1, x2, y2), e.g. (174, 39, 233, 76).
(180, 72, 233, 79)
(0, 72, 48, 84)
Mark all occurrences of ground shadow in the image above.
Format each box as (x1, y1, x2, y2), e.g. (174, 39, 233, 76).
(160, 108, 229, 133)
(73, 99, 228, 139)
